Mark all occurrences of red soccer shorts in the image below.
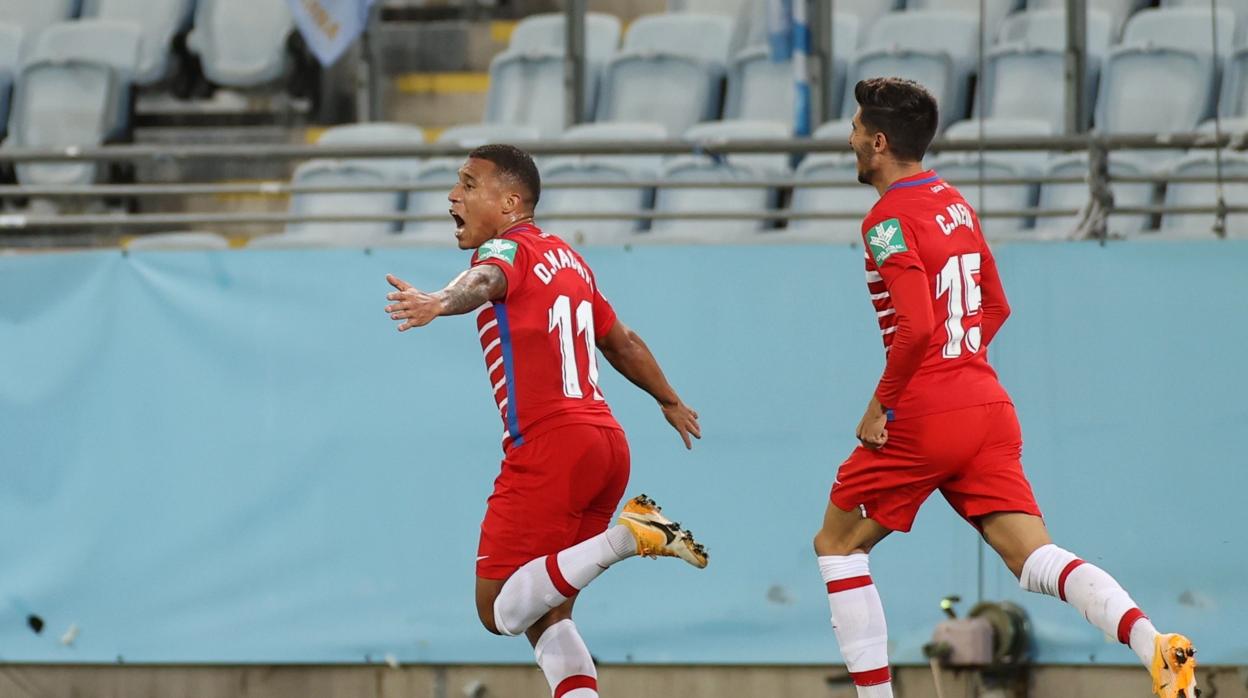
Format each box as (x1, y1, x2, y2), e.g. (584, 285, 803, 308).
(830, 402, 1042, 532)
(477, 423, 630, 580)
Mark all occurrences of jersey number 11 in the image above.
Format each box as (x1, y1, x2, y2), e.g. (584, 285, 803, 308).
(549, 295, 604, 400)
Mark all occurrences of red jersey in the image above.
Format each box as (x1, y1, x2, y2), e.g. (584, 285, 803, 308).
(470, 222, 621, 451)
(861, 170, 1012, 419)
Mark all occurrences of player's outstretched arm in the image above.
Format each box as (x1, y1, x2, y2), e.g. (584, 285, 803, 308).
(597, 320, 701, 450)
(384, 267, 508, 331)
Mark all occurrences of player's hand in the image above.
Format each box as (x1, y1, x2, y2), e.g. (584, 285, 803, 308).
(856, 396, 889, 450)
(385, 273, 443, 331)
(661, 399, 701, 450)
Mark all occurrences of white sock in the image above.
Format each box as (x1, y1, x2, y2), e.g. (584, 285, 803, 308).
(534, 619, 598, 697)
(493, 526, 636, 636)
(819, 554, 893, 697)
(1019, 544, 1157, 665)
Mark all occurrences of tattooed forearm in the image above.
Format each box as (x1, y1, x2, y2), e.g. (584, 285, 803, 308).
(435, 265, 508, 316)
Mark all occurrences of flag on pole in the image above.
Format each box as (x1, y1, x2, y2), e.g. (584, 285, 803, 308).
(288, 0, 376, 67)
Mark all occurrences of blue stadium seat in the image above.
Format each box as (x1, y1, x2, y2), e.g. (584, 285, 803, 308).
(1096, 9, 1232, 138)
(484, 13, 620, 136)
(1123, 7, 1237, 57)
(906, 0, 1023, 38)
(985, 9, 1112, 131)
(835, 0, 904, 36)
(316, 122, 425, 179)
(538, 122, 669, 245)
(787, 155, 879, 242)
(1221, 49, 1248, 117)
(8, 20, 140, 186)
(1025, 0, 1150, 38)
(650, 120, 790, 239)
(286, 159, 404, 237)
(0, 0, 77, 42)
(846, 10, 980, 128)
(91, 0, 193, 86)
(1033, 154, 1155, 238)
(596, 13, 734, 136)
(186, 0, 293, 87)
(437, 123, 541, 148)
(0, 23, 23, 138)
(939, 118, 1054, 172)
(1160, 151, 1248, 237)
(724, 13, 858, 122)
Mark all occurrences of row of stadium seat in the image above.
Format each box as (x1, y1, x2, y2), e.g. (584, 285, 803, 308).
(259, 121, 1246, 248)
(0, 0, 295, 183)
(486, 7, 1248, 143)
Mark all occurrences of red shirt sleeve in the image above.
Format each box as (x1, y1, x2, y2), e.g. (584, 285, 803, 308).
(874, 266, 935, 408)
(469, 236, 525, 300)
(978, 242, 1010, 347)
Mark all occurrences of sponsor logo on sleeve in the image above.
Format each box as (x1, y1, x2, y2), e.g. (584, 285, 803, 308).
(866, 218, 909, 265)
(477, 238, 518, 265)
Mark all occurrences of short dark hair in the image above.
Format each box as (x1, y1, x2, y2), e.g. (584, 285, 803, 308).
(468, 143, 541, 207)
(854, 78, 939, 163)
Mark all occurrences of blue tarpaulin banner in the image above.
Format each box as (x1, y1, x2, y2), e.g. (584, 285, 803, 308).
(0, 242, 1244, 664)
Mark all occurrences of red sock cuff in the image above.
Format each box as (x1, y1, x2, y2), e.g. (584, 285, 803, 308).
(554, 675, 597, 697)
(545, 554, 578, 598)
(850, 666, 891, 686)
(1057, 559, 1085, 601)
(1117, 608, 1148, 645)
(826, 575, 873, 594)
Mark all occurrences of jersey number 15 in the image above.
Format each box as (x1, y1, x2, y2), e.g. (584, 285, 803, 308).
(936, 253, 982, 359)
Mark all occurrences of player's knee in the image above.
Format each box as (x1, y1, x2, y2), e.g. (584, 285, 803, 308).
(477, 605, 504, 635)
(813, 529, 859, 556)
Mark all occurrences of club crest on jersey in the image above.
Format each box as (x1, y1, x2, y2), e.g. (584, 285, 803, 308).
(477, 238, 518, 265)
(867, 218, 908, 265)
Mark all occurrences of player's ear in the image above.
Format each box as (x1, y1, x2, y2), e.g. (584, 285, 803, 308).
(501, 189, 521, 216)
(873, 129, 888, 154)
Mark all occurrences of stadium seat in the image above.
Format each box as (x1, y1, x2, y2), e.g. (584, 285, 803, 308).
(924, 157, 1038, 236)
(986, 9, 1112, 131)
(596, 13, 734, 136)
(787, 156, 879, 242)
(1024, 0, 1150, 38)
(315, 122, 426, 178)
(8, 20, 141, 186)
(286, 158, 404, 237)
(1033, 153, 1155, 238)
(1160, 151, 1248, 237)
(0, 23, 23, 138)
(939, 118, 1054, 171)
(92, 0, 193, 86)
(436, 123, 541, 148)
(846, 10, 981, 128)
(835, 0, 904, 36)
(538, 122, 669, 245)
(484, 13, 620, 136)
(1096, 10, 1230, 139)
(905, 0, 1023, 38)
(650, 120, 791, 239)
(125, 231, 231, 250)
(186, 0, 294, 88)
(1121, 7, 1237, 57)
(1221, 48, 1248, 117)
(0, 0, 77, 43)
(724, 13, 859, 123)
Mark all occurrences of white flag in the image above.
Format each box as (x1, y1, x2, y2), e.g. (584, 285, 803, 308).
(288, 0, 376, 67)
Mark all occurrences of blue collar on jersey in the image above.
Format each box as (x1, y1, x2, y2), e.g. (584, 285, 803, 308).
(886, 172, 940, 192)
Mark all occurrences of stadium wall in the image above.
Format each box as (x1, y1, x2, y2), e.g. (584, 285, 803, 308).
(0, 241, 1244, 666)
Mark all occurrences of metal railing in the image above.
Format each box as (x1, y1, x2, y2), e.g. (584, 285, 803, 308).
(0, 132, 1245, 243)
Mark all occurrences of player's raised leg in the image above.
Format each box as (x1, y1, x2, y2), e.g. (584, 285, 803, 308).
(481, 494, 708, 637)
(982, 512, 1197, 698)
(813, 500, 895, 697)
